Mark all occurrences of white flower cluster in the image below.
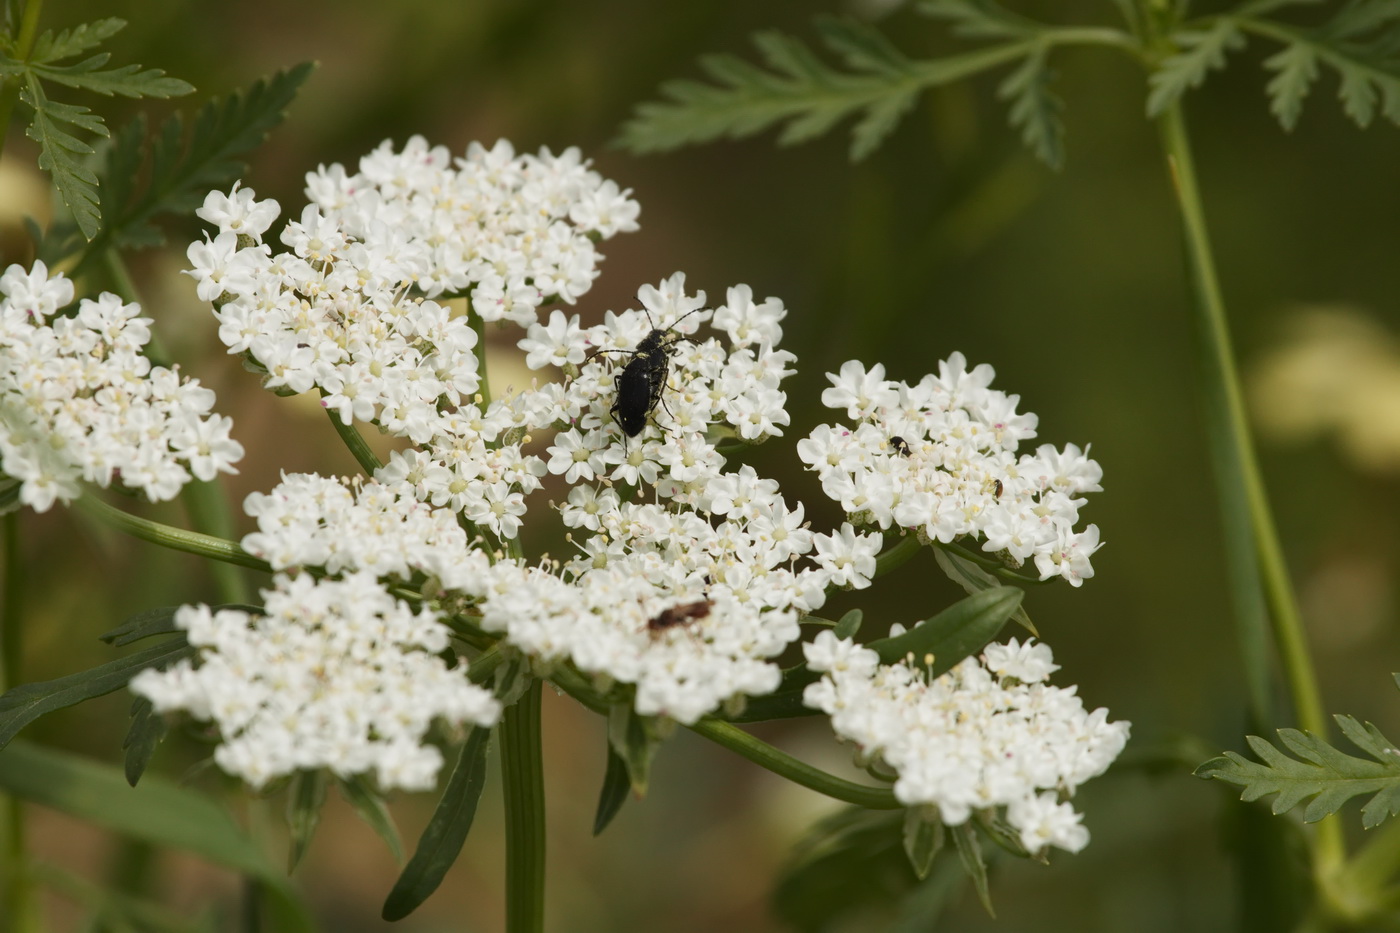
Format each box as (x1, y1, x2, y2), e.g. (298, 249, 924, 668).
(186, 136, 638, 441)
(130, 573, 501, 791)
(240, 469, 881, 726)
(798, 355, 1104, 585)
(803, 632, 1129, 854)
(0, 262, 243, 512)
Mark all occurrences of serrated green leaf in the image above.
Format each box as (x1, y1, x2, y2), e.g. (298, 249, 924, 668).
(932, 546, 1037, 634)
(285, 770, 328, 873)
(122, 695, 168, 787)
(22, 75, 104, 239)
(28, 18, 126, 64)
(997, 45, 1064, 169)
(1147, 19, 1246, 116)
(617, 26, 924, 162)
(918, 0, 1041, 40)
(31, 57, 193, 99)
(1197, 722, 1400, 829)
(592, 743, 632, 836)
(1264, 43, 1319, 129)
(871, 586, 1021, 672)
(0, 637, 193, 749)
(1242, 2, 1400, 130)
(76, 62, 313, 260)
(0, 739, 313, 932)
(951, 820, 994, 916)
(336, 775, 404, 865)
(382, 727, 491, 921)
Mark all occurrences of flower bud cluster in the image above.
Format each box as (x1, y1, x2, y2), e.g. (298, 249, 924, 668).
(803, 632, 1129, 853)
(130, 573, 501, 791)
(0, 262, 243, 511)
(798, 356, 1103, 585)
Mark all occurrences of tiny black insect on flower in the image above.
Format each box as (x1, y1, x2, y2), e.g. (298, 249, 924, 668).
(607, 307, 704, 438)
(992, 478, 1004, 499)
(646, 598, 713, 635)
(890, 435, 911, 457)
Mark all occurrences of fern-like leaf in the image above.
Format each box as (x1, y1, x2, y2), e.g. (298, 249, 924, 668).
(1147, 18, 1247, 116)
(998, 44, 1064, 169)
(27, 17, 126, 64)
(22, 75, 104, 240)
(31, 55, 193, 99)
(918, 0, 1041, 40)
(1245, 0, 1400, 129)
(617, 19, 922, 162)
(76, 62, 314, 262)
(1196, 715, 1400, 829)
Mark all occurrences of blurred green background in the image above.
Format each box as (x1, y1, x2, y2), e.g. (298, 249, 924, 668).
(5, 1, 1400, 930)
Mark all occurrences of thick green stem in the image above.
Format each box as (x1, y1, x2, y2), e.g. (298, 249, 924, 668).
(0, 0, 43, 166)
(74, 493, 271, 573)
(688, 719, 899, 810)
(1154, 101, 1343, 876)
(321, 400, 382, 475)
(499, 679, 545, 933)
(1, 513, 36, 932)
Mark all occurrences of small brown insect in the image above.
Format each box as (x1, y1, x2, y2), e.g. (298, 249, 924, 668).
(889, 436, 911, 457)
(646, 599, 713, 635)
(993, 479, 1004, 498)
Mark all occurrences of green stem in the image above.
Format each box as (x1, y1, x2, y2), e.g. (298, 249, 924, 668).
(499, 679, 545, 933)
(469, 303, 492, 409)
(1, 512, 35, 932)
(0, 0, 43, 166)
(1154, 101, 1343, 874)
(688, 719, 900, 810)
(873, 533, 921, 580)
(74, 493, 271, 573)
(321, 400, 382, 475)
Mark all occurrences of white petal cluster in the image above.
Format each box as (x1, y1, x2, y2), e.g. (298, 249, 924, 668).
(797, 355, 1104, 585)
(803, 632, 1129, 854)
(241, 472, 493, 591)
(186, 137, 638, 442)
(130, 573, 501, 791)
(0, 262, 243, 512)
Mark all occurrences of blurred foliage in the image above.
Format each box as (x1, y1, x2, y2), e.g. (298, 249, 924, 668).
(4, 0, 1400, 931)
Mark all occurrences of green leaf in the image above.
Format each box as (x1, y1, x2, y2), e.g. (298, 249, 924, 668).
(832, 608, 863, 640)
(903, 810, 944, 880)
(336, 775, 404, 865)
(101, 603, 260, 647)
(0, 637, 194, 749)
(382, 727, 492, 921)
(285, 770, 328, 873)
(592, 743, 632, 836)
(869, 586, 1021, 672)
(28, 18, 127, 63)
(31, 56, 193, 99)
(79, 62, 314, 260)
(932, 546, 1037, 634)
(606, 702, 666, 796)
(22, 74, 104, 239)
(720, 661, 821, 723)
(774, 806, 913, 932)
(0, 739, 313, 932)
(1196, 717, 1400, 828)
(617, 22, 921, 162)
(122, 695, 168, 787)
(1146, 19, 1246, 116)
(918, 0, 1043, 40)
(1243, 0, 1400, 129)
(1263, 42, 1320, 129)
(997, 44, 1064, 169)
(951, 821, 994, 916)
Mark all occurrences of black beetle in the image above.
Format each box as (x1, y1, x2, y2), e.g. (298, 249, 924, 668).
(606, 308, 703, 438)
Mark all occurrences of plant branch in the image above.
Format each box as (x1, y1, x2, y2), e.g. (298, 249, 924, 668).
(500, 679, 545, 933)
(73, 493, 270, 573)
